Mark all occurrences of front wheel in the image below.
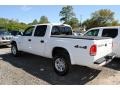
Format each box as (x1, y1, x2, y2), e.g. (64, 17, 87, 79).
(53, 53, 71, 76)
(11, 44, 20, 57)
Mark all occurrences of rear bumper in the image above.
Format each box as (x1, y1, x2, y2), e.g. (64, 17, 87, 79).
(0, 41, 11, 46)
(94, 53, 116, 66)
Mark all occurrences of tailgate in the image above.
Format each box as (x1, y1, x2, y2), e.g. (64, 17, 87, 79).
(94, 38, 112, 62)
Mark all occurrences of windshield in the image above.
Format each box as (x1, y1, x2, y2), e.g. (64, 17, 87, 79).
(0, 31, 11, 35)
(51, 26, 72, 35)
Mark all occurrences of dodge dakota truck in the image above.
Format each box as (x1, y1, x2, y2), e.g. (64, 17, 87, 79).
(11, 23, 114, 75)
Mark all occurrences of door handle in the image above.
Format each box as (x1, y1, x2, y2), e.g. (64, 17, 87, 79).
(28, 39, 31, 42)
(40, 40, 44, 43)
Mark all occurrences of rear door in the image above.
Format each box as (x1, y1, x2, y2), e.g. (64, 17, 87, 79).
(31, 25, 47, 56)
(101, 28, 119, 56)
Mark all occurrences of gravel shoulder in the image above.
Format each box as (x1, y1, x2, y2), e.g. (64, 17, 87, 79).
(1, 46, 120, 85)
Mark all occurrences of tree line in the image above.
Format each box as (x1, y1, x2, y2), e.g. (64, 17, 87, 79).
(0, 16, 49, 31)
(59, 6, 120, 30)
(0, 6, 120, 31)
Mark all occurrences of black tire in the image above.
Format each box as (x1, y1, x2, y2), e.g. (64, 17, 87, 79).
(53, 51, 71, 76)
(11, 44, 20, 57)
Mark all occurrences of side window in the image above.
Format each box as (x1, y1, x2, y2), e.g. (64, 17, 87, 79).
(102, 29, 118, 38)
(23, 26, 34, 36)
(84, 29, 99, 36)
(34, 25, 47, 37)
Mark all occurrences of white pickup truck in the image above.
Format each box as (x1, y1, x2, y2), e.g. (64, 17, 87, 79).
(11, 24, 114, 75)
(83, 26, 120, 58)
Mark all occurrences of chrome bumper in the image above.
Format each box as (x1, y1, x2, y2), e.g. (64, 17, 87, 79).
(94, 53, 116, 66)
(0, 41, 11, 46)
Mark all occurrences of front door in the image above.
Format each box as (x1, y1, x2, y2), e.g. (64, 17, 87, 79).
(21, 26, 35, 52)
(31, 25, 47, 56)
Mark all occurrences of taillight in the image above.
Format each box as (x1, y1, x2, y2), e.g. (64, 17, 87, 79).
(90, 44, 97, 56)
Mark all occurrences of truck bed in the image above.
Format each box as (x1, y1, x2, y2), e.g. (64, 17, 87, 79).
(51, 35, 111, 40)
(50, 35, 112, 66)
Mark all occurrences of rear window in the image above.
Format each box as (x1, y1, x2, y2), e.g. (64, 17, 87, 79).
(51, 26, 72, 35)
(102, 29, 118, 38)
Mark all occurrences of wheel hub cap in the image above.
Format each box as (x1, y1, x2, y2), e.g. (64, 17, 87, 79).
(12, 46, 16, 55)
(55, 58, 65, 72)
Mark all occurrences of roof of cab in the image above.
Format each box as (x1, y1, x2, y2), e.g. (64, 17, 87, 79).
(88, 26, 120, 30)
(31, 23, 71, 27)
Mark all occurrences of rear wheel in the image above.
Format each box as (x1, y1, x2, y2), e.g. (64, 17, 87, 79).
(53, 52, 71, 76)
(11, 44, 20, 57)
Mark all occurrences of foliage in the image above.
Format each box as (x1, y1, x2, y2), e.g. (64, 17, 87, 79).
(28, 19, 38, 25)
(111, 20, 119, 26)
(92, 9, 114, 23)
(0, 18, 28, 31)
(59, 6, 79, 29)
(59, 6, 75, 24)
(82, 9, 119, 29)
(32, 19, 38, 25)
(68, 17, 79, 29)
(39, 16, 49, 24)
